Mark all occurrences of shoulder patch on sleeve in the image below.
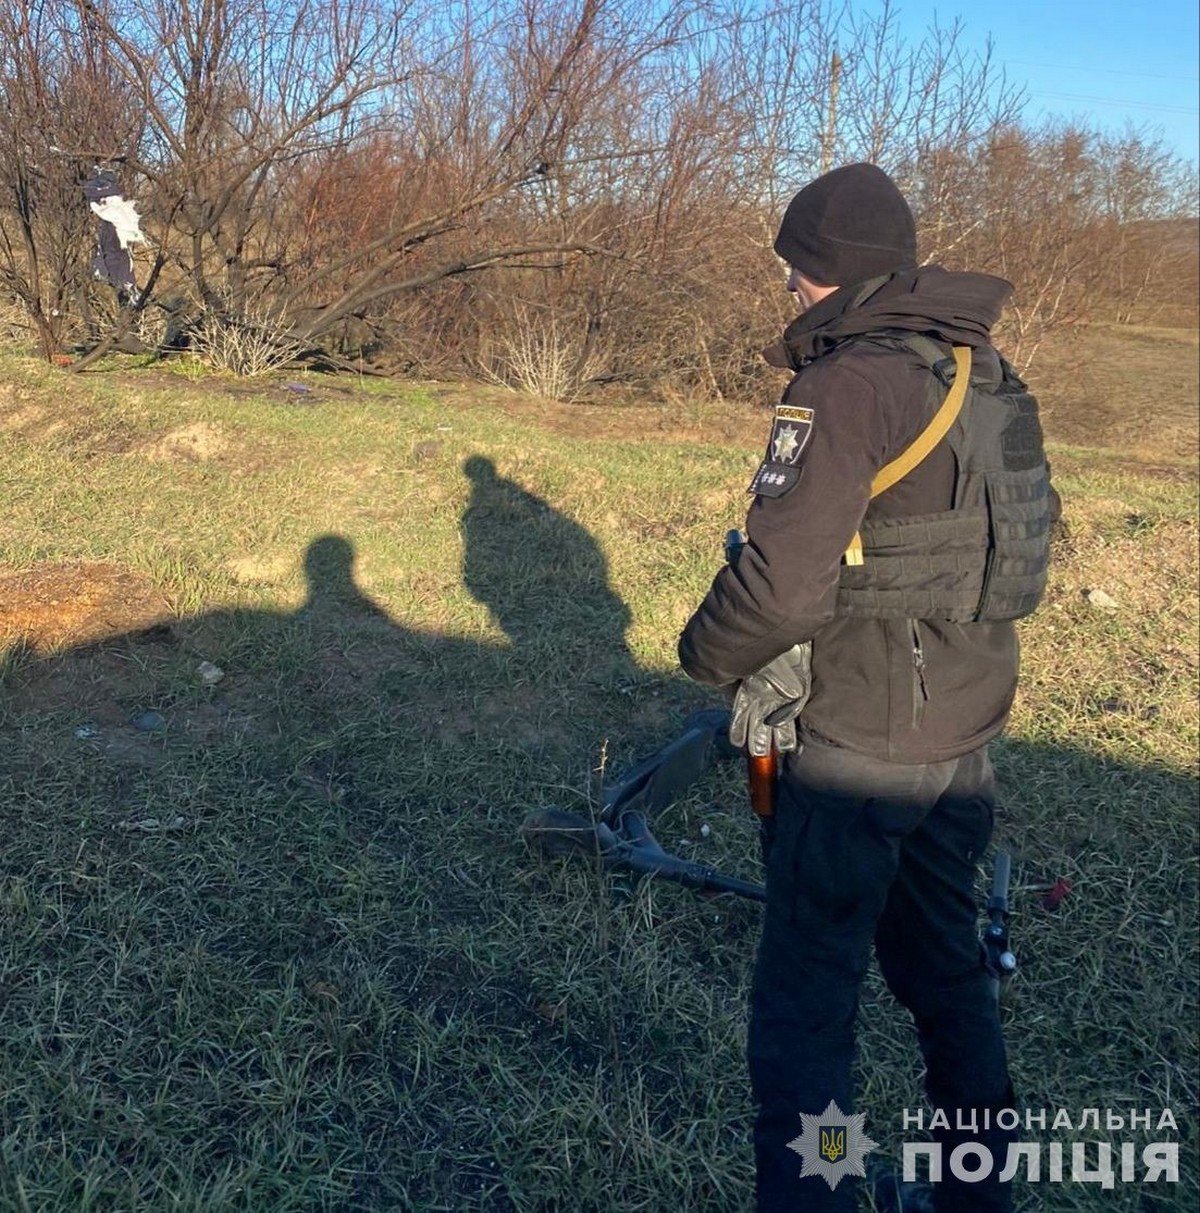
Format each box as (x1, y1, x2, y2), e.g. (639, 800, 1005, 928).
(747, 404, 815, 497)
(770, 405, 815, 464)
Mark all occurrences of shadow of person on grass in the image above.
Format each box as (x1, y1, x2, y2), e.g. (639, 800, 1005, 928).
(0, 453, 687, 1208)
(296, 533, 396, 625)
(460, 454, 639, 691)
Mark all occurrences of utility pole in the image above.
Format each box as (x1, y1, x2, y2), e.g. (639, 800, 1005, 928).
(821, 50, 842, 174)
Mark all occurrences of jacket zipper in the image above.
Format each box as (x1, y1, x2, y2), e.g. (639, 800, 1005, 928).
(909, 619, 929, 728)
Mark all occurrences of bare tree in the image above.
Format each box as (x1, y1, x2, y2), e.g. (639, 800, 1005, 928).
(4, 0, 1184, 389)
(72, 0, 722, 362)
(0, 0, 142, 360)
(1091, 130, 1199, 324)
(909, 123, 1198, 365)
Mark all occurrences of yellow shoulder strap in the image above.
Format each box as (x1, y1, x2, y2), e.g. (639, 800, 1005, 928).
(844, 345, 972, 566)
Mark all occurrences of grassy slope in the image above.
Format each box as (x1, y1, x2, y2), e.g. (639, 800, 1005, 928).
(0, 338, 1196, 1212)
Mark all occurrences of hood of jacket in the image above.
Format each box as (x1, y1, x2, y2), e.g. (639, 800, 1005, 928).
(764, 264, 1013, 371)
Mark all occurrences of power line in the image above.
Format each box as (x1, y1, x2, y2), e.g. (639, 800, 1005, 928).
(1004, 59, 1200, 84)
(1032, 91, 1199, 116)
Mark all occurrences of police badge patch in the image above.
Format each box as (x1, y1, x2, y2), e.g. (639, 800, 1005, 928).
(786, 1099, 878, 1191)
(748, 404, 815, 497)
(771, 405, 815, 463)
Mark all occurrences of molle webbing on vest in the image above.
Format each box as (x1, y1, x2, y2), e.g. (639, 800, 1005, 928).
(973, 464, 1051, 619)
(837, 335, 1052, 624)
(843, 343, 971, 566)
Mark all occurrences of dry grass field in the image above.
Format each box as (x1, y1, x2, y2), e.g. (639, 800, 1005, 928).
(0, 320, 1196, 1212)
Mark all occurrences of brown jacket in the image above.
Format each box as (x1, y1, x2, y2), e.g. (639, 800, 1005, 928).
(679, 266, 1026, 763)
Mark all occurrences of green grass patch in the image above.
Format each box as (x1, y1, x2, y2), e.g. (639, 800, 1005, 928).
(1, 355, 1196, 1210)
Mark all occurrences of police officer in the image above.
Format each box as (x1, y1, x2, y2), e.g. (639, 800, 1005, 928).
(679, 164, 1054, 1212)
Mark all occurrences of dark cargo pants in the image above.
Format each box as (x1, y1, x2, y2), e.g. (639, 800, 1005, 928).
(749, 738, 1016, 1213)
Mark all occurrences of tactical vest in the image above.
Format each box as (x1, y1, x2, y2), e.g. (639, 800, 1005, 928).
(836, 333, 1052, 623)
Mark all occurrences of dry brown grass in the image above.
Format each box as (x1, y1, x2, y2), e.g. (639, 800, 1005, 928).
(1026, 323, 1199, 469)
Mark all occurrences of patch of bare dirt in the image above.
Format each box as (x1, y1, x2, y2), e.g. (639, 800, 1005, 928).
(225, 553, 296, 585)
(134, 421, 229, 462)
(0, 562, 172, 652)
(0, 392, 70, 442)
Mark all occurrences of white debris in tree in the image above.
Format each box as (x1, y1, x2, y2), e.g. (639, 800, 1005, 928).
(89, 196, 146, 249)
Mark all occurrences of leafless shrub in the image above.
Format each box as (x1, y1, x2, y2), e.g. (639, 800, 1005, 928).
(192, 301, 304, 376)
(478, 302, 605, 401)
(913, 123, 1198, 368)
(0, 299, 32, 345)
(133, 303, 170, 352)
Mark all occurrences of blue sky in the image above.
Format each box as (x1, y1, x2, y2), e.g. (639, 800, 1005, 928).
(862, 0, 1200, 165)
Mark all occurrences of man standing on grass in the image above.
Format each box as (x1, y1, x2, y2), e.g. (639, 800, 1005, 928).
(678, 163, 1054, 1212)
